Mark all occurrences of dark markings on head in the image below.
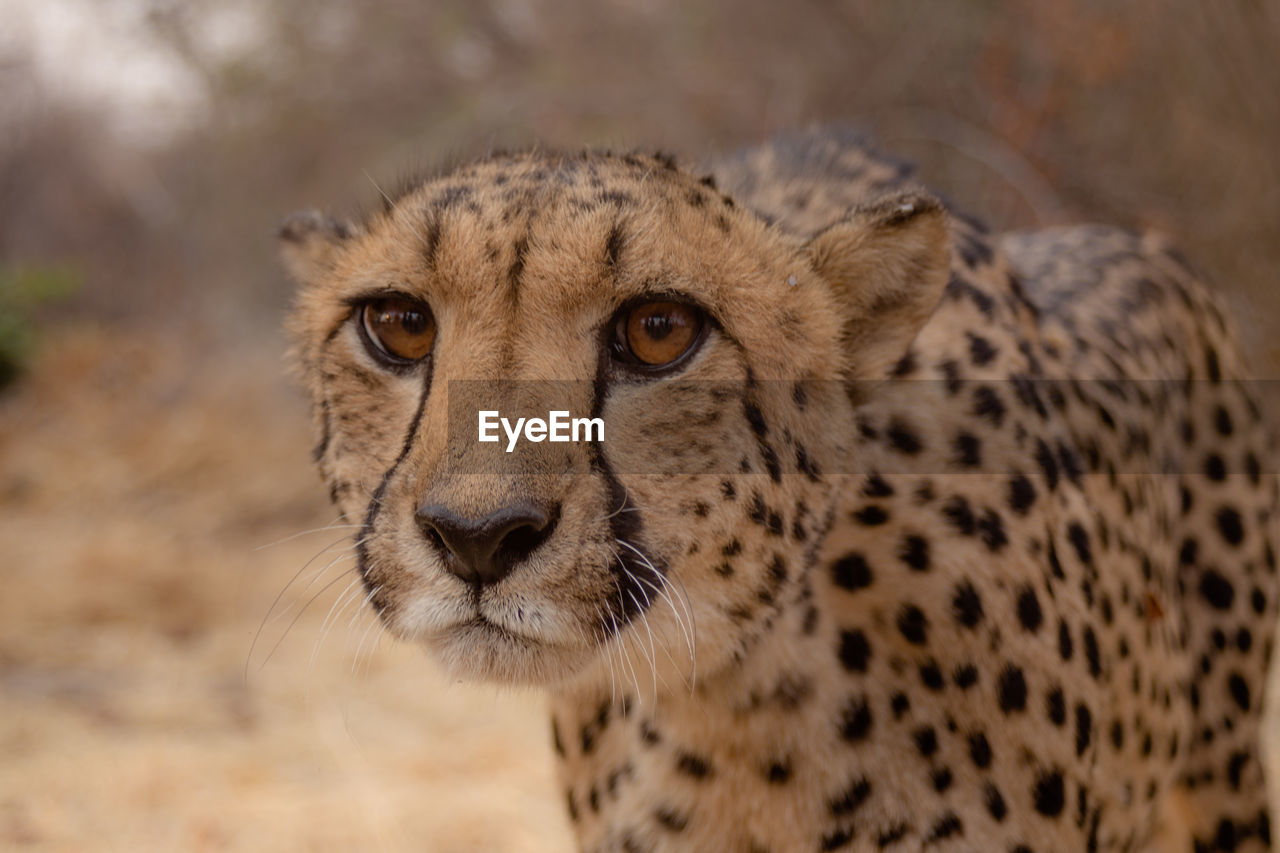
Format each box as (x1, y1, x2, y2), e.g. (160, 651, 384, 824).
(605, 221, 626, 271)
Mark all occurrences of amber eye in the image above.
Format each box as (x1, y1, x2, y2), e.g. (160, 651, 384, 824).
(359, 296, 437, 364)
(613, 300, 706, 369)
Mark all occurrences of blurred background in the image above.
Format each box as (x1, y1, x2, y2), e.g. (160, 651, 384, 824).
(0, 1, 1277, 850)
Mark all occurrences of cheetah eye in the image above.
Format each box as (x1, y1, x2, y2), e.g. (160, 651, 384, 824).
(611, 301, 706, 371)
(358, 295, 437, 366)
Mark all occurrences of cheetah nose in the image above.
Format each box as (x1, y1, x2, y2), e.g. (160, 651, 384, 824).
(415, 501, 558, 587)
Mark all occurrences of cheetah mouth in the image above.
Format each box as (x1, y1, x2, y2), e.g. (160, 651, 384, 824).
(417, 612, 591, 685)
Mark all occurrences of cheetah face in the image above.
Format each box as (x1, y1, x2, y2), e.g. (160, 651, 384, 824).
(283, 152, 949, 689)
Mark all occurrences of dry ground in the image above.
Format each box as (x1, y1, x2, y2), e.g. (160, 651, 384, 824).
(0, 326, 573, 852)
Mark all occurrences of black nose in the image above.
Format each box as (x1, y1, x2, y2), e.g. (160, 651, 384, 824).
(415, 501, 558, 587)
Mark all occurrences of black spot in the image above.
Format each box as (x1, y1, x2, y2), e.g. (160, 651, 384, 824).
(760, 443, 782, 482)
(792, 382, 808, 410)
(952, 581, 984, 628)
(977, 509, 1008, 552)
(854, 505, 890, 526)
(968, 332, 998, 366)
(891, 349, 918, 377)
(829, 776, 872, 817)
(743, 401, 768, 438)
(839, 629, 872, 673)
(1216, 506, 1245, 546)
(914, 726, 939, 757)
(919, 660, 945, 691)
(887, 418, 924, 455)
(969, 732, 992, 768)
(1180, 538, 1199, 565)
(1058, 621, 1074, 661)
(972, 386, 1006, 427)
(899, 534, 930, 571)
(1035, 439, 1060, 490)
(720, 479, 736, 500)
(1075, 704, 1092, 756)
(1227, 751, 1249, 790)
(984, 783, 1007, 821)
(840, 696, 874, 741)
(863, 473, 895, 497)
(942, 495, 976, 535)
(1033, 770, 1065, 818)
(1046, 688, 1066, 726)
(833, 552, 874, 591)
(766, 759, 792, 784)
(997, 665, 1027, 712)
(1215, 405, 1234, 436)
(820, 828, 853, 851)
(1083, 627, 1102, 678)
(1199, 569, 1235, 610)
(925, 812, 963, 842)
(897, 604, 928, 645)
(654, 807, 689, 832)
(876, 823, 910, 847)
(954, 663, 979, 689)
(676, 752, 712, 779)
(1205, 347, 1221, 383)
(796, 445, 821, 481)
(766, 510, 784, 536)
(551, 717, 565, 757)
(932, 767, 953, 792)
(953, 431, 982, 467)
(1017, 586, 1043, 633)
(1067, 522, 1093, 565)
(1228, 673, 1251, 712)
(1205, 453, 1227, 481)
(1008, 473, 1037, 515)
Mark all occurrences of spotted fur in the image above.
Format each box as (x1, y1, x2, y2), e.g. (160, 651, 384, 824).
(283, 127, 1277, 852)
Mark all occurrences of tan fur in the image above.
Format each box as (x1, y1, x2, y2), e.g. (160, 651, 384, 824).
(284, 129, 1277, 852)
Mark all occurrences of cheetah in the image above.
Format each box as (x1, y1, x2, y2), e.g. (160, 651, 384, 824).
(281, 127, 1277, 852)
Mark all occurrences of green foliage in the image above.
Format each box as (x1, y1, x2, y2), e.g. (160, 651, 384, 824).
(0, 264, 79, 389)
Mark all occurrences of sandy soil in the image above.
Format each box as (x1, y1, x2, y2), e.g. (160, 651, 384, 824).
(0, 326, 573, 852)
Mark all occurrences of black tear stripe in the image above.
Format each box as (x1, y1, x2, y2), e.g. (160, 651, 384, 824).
(355, 358, 435, 610)
(590, 357, 666, 634)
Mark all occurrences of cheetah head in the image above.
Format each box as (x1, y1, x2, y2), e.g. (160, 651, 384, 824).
(282, 151, 949, 690)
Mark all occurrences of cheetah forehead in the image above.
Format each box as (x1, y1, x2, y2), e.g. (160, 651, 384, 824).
(377, 152, 790, 294)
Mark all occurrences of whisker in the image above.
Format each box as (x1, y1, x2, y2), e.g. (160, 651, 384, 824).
(245, 532, 363, 680)
(251, 519, 362, 552)
(615, 538, 697, 687)
(307, 574, 365, 675)
(257, 562, 362, 672)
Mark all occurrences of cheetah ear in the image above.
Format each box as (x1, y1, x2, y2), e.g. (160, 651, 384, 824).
(805, 191, 950, 384)
(277, 210, 356, 285)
